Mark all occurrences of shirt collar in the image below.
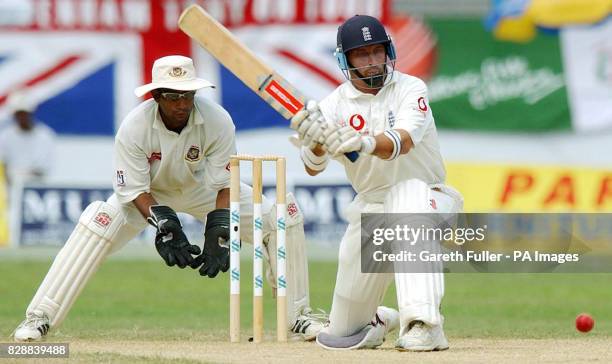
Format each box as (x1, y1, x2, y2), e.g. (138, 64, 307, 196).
(344, 71, 398, 99)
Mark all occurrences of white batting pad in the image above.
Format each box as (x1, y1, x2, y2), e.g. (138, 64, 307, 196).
(26, 201, 125, 327)
(263, 193, 310, 325)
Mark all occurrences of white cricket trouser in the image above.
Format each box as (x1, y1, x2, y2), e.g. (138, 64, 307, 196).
(326, 179, 463, 337)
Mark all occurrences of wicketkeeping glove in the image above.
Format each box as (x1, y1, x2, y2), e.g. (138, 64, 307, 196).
(148, 205, 201, 268)
(190, 208, 230, 278)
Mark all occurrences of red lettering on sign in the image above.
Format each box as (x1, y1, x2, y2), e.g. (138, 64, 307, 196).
(500, 172, 534, 204)
(596, 176, 612, 207)
(543, 175, 575, 207)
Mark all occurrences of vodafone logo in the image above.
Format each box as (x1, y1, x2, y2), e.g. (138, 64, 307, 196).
(349, 114, 366, 131)
(417, 97, 428, 112)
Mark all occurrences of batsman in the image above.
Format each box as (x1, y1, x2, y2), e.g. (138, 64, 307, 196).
(13, 55, 325, 342)
(291, 15, 464, 351)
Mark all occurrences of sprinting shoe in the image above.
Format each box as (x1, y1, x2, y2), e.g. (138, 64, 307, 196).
(316, 306, 399, 350)
(13, 312, 50, 342)
(395, 320, 449, 352)
(290, 308, 329, 341)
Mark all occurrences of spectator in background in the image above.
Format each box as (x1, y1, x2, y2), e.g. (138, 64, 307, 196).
(0, 91, 56, 185)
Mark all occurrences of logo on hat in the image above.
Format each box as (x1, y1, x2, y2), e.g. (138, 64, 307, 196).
(169, 67, 187, 78)
(134, 55, 215, 98)
(362, 27, 372, 41)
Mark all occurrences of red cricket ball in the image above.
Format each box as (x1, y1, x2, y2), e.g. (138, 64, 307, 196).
(575, 313, 594, 333)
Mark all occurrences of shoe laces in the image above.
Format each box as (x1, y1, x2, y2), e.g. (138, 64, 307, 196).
(23, 313, 48, 328)
(371, 313, 386, 327)
(406, 320, 427, 338)
(10, 313, 48, 339)
(300, 308, 329, 324)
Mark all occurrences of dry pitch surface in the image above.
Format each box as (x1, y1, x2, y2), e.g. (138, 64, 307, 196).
(3, 260, 611, 363)
(5, 336, 610, 364)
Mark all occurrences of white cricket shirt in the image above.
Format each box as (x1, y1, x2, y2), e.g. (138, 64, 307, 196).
(114, 96, 235, 204)
(0, 121, 56, 181)
(318, 71, 446, 202)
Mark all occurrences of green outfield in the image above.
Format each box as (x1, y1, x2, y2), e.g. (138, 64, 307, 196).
(1, 259, 611, 363)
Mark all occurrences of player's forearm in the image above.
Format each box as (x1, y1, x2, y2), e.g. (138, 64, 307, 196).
(133, 192, 158, 219)
(371, 129, 413, 160)
(215, 188, 230, 208)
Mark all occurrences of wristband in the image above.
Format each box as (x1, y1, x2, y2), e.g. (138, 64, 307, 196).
(382, 130, 402, 160)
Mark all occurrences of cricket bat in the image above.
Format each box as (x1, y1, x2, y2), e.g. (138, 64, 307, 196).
(178, 5, 358, 162)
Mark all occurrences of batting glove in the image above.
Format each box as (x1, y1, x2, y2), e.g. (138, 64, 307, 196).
(322, 125, 376, 157)
(290, 100, 328, 149)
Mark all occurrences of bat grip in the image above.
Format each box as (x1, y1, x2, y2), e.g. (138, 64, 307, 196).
(345, 151, 359, 162)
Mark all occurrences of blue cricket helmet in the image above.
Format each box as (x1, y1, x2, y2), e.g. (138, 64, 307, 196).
(334, 15, 397, 70)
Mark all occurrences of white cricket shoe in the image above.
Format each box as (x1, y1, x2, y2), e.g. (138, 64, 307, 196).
(360, 306, 400, 349)
(13, 312, 50, 342)
(316, 306, 399, 350)
(395, 320, 449, 352)
(375, 306, 400, 336)
(290, 308, 329, 341)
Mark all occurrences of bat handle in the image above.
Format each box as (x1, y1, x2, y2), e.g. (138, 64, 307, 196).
(345, 151, 359, 162)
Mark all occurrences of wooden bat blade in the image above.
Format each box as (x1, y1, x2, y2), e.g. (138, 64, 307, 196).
(178, 4, 304, 119)
(178, 5, 358, 162)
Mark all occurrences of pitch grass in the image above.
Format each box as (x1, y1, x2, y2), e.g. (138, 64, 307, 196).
(1, 260, 611, 341)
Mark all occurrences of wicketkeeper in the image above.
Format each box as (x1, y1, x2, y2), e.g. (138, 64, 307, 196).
(13, 55, 325, 342)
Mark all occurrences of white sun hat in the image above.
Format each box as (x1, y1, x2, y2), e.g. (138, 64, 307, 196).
(6, 91, 36, 113)
(134, 55, 215, 97)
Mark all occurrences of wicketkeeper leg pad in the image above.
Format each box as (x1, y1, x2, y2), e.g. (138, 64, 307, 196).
(263, 192, 310, 326)
(26, 201, 126, 327)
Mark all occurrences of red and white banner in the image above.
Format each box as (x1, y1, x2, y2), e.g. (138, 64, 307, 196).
(0, 0, 438, 134)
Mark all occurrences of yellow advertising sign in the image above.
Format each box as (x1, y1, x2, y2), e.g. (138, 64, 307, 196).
(446, 163, 612, 212)
(0, 163, 8, 246)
